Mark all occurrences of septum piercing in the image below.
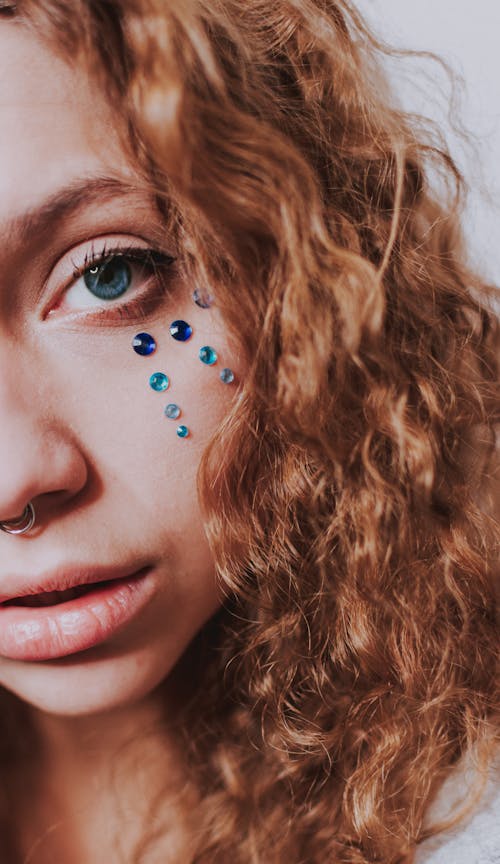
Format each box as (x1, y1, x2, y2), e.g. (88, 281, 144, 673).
(0, 502, 36, 535)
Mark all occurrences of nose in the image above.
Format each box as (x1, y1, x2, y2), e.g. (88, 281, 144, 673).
(0, 363, 88, 528)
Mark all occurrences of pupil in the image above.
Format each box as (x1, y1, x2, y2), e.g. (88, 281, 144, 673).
(83, 256, 132, 300)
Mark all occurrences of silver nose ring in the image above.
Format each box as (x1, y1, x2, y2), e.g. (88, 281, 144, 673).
(0, 502, 36, 535)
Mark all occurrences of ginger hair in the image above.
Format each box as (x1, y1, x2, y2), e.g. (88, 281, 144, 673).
(4, 1, 500, 861)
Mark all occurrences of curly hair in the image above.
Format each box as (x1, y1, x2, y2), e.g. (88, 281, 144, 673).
(5, 1, 500, 861)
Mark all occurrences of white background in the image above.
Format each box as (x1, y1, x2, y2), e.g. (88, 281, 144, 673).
(355, 0, 500, 284)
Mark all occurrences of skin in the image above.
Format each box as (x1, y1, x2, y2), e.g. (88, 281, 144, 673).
(0, 21, 241, 862)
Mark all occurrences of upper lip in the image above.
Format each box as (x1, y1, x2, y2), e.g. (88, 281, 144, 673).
(0, 563, 148, 605)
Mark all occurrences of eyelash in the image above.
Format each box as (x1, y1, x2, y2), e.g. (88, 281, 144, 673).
(67, 242, 177, 322)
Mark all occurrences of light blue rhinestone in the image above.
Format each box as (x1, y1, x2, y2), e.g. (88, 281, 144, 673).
(220, 367, 234, 384)
(176, 424, 190, 438)
(193, 288, 214, 309)
(149, 372, 169, 392)
(199, 345, 218, 365)
(165, 403, 181, 420)
(132, 332, 156, 356)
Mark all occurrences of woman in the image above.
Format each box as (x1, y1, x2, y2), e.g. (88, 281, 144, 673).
(0, 1, 498, 861)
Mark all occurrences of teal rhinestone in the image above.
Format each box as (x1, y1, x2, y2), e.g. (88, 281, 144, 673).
(176, 424, 190, 438)
(220, 367, 234, 384)
(149, 372, 169, 392)
(165, 403, 181, 420)
(199, 345, 217, 365)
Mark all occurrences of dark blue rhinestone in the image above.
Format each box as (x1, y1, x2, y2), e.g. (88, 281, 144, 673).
(132, 333, 156, 356)
(169, 320, 193, 341)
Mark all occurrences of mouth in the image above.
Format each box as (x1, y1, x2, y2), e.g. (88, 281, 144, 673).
(0, 566, 157, 661)
(1, 578, 118, 608)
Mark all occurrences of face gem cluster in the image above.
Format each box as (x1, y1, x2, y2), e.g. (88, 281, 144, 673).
(132, 290, 235, 439)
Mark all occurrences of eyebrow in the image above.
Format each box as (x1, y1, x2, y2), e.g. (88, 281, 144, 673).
(1, 176, 153, 248)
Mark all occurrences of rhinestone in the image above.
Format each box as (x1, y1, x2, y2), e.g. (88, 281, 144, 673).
(165, 403, 181, 420)
(220, 367, 234, 384)
(149, 372, 169, 392)
(193, 288, 214, 309)
(132, 332, 156, 356)
(199, 345, 218, 365)
(176, 424, 190, 438)
(169, 320, 193, 341)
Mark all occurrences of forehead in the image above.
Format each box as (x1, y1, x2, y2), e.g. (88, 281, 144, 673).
(0, 22, 135, 222)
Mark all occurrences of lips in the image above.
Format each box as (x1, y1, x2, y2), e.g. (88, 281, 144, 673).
(2, 579, 116, 608)
(0, 565, 157, 661)
(0, 564, 141, 606)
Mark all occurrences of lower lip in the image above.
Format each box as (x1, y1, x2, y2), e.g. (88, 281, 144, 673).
(0, 568, 156, 662)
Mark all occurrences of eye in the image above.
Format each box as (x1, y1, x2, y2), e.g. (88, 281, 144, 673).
(49, 241, 176, 317)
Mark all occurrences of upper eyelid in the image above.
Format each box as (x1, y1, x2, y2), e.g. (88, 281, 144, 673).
(69, 241, 176, 278)
(46, 235, 175, 298)
(71, 237, 177, 269)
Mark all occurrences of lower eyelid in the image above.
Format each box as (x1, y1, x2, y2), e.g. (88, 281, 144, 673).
(46, 274, 162, 326)
(58, 271, 176, 326)
(89, 282, 165, 321)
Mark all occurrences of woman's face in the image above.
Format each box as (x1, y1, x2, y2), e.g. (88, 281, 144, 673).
(0, 24, 239, 715)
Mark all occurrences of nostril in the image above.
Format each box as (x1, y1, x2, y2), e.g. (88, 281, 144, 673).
(4, 510, 25, 522)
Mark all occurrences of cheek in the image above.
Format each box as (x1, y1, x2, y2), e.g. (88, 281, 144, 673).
(42, 299, 241, 548)
(92, 328, 233, 475)
(54, 297, 236, 433)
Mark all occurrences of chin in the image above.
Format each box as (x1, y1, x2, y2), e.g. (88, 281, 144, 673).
(0, 642, 178, 717)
